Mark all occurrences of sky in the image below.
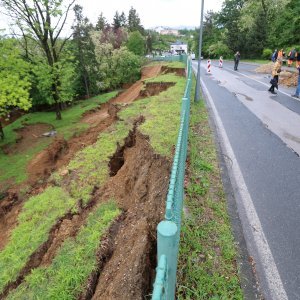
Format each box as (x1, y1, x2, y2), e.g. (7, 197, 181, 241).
(76, 0, 224, 28)
(0, 0, 224, 34)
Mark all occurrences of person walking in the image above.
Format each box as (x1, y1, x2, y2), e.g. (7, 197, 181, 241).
(234, 51, 240, 71)
(296, 50, 300, 68)
(288, 48, 296, 67)
(268, 57, 282, 94)
(291, 66, 300, 99)
(271, 49, 278, 62)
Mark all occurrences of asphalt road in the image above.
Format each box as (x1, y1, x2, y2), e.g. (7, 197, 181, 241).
(192, 60, 300, 300)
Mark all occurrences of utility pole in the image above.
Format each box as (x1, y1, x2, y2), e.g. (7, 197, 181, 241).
(194, 0, 204, 102)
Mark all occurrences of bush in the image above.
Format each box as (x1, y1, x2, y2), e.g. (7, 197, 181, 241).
(262, 48, 272, 60)
(207, 41, 232, 59)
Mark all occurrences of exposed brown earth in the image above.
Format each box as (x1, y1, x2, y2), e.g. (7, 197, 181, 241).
(0, 63, 180, 299)
(2, 123, 53, 155)
(255, 63, 298, 87)
(91, 131, 170, 299)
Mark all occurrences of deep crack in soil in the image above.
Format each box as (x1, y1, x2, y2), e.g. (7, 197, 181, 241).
(161, 66, 186, 77)
(139, 82, 176, 98)
(0, 63, 176, 299)
(91, 130, 171, 300)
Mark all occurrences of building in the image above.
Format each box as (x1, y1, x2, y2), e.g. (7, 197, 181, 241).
(170, 41, 188, 55)
(160, 29, 179, 36)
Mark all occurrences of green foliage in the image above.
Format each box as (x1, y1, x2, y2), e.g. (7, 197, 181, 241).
(7, 201, 120, 300)
(0, 38, 32, 118)
(127, 6, 144, 34)
(126, 31, 145, 56)
(32, 53, 77, 106)
(200, 0, 299, 59)
(208, 41, 231, 58)
(177, 87, 243, 299)
(111, 47, 141, 86)
(262, 48, 272, 60)
(0, 187, 77, 294)
(91, 30, 141, 90)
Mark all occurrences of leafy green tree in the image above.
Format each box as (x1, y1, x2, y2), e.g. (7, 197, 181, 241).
(113, 11, 121, 31)
(95, 13, 108, 31)
(72, 5, 99, 98)
(110, 47, 141, 88)
(0, 0, 76, 120)
(127, 7, 144, 34)
(119, 12, 127, 27)
(217, 0, 245, 52)
(127, 31, 145, 56)
(0, 38, 31, 139)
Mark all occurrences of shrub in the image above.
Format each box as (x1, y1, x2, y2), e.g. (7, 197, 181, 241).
(262, 48, 272, 60)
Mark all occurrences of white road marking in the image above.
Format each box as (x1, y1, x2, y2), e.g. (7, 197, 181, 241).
(192, 64, 288, 299)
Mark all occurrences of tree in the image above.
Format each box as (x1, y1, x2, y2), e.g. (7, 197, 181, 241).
(72, 5, 99, 98)
(126, 31, 145, 56)
(0, 0, 76, 120)
(0, 38, 31, 139)
(95, 12, 108, 31)
(127, 7, 144, 34)
(217, 0, 245, 52)
(119, 12, 127, 27)
(113, 11, 121, 31)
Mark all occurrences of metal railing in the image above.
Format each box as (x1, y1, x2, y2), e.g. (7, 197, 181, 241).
(152, 56, 192, 300)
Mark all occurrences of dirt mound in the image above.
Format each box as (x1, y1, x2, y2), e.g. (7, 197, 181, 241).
(162, 66, 186, 77)
(255, 63, 273, 74)
(140, 82, 176, 98)
(255, 63, 298, 87)
(27, 137, 69, 183)
(2, 123, 53, 155)
(279, 71, 298, 87)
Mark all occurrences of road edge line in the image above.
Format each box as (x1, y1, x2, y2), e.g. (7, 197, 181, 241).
(200, 77, 288, 300)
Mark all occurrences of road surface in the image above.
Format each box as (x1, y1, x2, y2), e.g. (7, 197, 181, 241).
(192, 60, 300, 300)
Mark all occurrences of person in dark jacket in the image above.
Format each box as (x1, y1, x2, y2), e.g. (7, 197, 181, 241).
(234, 51, 240, 71)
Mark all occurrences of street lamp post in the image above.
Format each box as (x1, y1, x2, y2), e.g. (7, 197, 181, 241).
(194, 0, 204, 102)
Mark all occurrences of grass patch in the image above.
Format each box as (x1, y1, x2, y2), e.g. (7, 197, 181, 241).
(176, 92, 243, 299)
(66, 121, 131, 204)
(0, 187, 77, 293)
(119, 72, 185, 157)
(7, 201, 120, 300)
(0, 92, 117, 187)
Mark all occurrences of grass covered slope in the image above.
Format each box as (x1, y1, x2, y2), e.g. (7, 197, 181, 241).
(0, 187, 77, 292)
(7, 201, 120, 300)
(0, 92, 117, 186)
(1, 63, 186, 298)
(177, 100, 243, 299)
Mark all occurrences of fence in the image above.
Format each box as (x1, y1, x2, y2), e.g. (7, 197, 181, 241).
(152, 55, 192, 300)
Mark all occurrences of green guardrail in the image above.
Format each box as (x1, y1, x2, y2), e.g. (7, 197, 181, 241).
(152, 54, 188, 63)
(152, 56, 192, 299)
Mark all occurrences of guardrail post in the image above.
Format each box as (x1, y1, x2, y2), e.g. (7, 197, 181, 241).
(157, 220, 178, 300)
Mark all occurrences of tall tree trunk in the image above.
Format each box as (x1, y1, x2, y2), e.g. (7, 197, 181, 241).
(52, 83, 62, 120)
(55, 102, 62, 120)
(0, 121, 4, 140)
